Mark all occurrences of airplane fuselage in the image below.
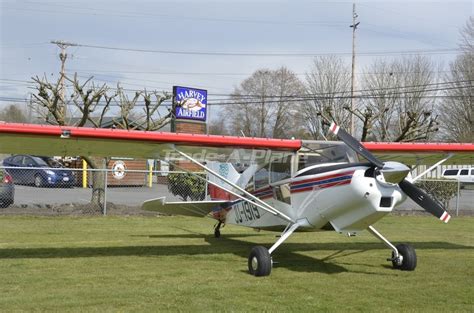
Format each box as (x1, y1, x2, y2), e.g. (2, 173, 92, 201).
(220, 163, 406, 234)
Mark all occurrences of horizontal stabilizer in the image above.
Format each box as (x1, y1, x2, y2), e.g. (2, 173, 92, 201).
(142, 197, 231, 217)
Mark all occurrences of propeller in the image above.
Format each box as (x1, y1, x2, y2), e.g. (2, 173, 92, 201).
(398, 180, 451, 223)
(329, 123, 384, 168)
(328, 122, 451, 223)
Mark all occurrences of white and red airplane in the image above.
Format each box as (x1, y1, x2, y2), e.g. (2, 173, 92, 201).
(0, 121, 472, 276)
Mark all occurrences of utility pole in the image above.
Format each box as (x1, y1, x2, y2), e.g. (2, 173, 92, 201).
(350, 3, 360, 137)
(51, 40, 77, 119)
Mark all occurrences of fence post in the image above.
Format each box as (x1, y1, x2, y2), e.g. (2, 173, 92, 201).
(103, 167, 108, 216)
(456, 180, 460, 217)
(82, 159, 88, 188)
(148, 162, 153, 188)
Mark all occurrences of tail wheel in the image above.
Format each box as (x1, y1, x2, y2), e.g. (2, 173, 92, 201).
(392, 244, 417, 271)
(248, 246, 272, 277)
(34, 175, 43, 187)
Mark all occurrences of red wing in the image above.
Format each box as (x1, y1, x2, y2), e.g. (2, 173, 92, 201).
(0, 122, 301, 159)
(364, 142, 474, 165)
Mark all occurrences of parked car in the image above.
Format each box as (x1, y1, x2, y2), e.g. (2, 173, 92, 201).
(2, 155, 75, 187)
(0, 169, 14, 207)
(442, 168, 474, 184)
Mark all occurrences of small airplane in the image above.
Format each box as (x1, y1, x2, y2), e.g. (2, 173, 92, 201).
(0, 121, 472, 276)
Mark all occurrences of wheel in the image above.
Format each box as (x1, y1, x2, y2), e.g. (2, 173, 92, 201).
(392, 244, 417, 271)
(34, 175, 43, 187)
(248, 246, 272, 277)
(214, 228, 221, 238)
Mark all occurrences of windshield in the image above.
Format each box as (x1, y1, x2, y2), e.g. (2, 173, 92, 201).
(298, 141, 358, 171)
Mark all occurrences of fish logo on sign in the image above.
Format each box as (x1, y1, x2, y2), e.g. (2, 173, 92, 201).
(179, 98, 205, 111)
(173, 86, 207, 122)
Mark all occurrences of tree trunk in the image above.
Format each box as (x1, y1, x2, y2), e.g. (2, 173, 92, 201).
(84, 156, 107, 214)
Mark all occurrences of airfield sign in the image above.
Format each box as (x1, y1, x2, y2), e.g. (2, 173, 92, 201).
(173, 86, 207, 122)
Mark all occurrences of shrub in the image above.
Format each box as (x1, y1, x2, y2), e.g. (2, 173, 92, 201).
(415, 179, 459, 210)
(167, 172, 206, 201)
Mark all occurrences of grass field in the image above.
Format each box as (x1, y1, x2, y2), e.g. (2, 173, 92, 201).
(0, 215, 472, 312)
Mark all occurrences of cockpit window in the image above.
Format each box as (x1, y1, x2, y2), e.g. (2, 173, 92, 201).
(298, 141, 358, 171)
(270, 156, 292, 183)
(254, 166, 269, 190)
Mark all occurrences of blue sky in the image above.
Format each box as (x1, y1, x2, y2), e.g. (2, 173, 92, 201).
(0, 0, 472, 114)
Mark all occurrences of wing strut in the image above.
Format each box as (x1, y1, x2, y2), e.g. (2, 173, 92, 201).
(412, 154, 453, 182)
(173, 148, 295, 223)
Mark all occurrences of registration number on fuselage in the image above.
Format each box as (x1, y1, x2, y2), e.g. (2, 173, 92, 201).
(233, 201, 261, 224)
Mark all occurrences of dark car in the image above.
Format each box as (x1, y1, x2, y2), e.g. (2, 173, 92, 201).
(2, 155, 75, 188)
(0, 169, 14, 207)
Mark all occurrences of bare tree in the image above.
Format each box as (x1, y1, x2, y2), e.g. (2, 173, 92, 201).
(208, 117, 229, 135)
(0, 104, 29, 123)
(29, 73, 171, 212)
(113, 88, 172, 131)
(439, 18, 473, 142)
(359, 56, 440, 142)
(225, 67, 304, 138)
(459, 17, 474, 53)
(302, 56, 352, 139)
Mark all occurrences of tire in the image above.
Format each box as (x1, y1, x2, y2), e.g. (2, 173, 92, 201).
(34, 175, 44, 188)
(392, 244, 417, 271)
(248, 246, 272, 277)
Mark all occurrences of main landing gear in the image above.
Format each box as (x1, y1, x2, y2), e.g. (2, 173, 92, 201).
(247, 223, 300, 277)
(367, 225, 417, 271)
(214, 221, 223, 238)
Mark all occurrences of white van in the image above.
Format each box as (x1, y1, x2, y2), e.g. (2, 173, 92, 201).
(442, 168, 474, 184)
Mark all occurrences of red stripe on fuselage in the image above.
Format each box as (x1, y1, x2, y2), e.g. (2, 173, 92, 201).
(291, 170, 355, 186)
(291, 179, 352, 194)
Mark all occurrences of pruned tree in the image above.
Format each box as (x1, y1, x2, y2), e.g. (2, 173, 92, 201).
(439, 17, 473, 142)
(29, 73, 171, 212)
(225, 67, 305, 138)
(31, 75, 66, 125)
(302, 55, 352, 139)
(358, 55, 440, 142)
(110, 87, 172, 131)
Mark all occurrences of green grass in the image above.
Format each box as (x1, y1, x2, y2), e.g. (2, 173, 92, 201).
(0, 215, 472, 312)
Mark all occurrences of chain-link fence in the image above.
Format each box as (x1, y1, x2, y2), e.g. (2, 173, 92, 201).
(0, 165, 472, 216)
(0, 164, 208, 215)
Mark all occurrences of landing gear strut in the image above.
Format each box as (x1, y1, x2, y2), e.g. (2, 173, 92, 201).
(214, 221, 223, 238)
(367, 225, 417, 271)
(247, 222, 301, 277)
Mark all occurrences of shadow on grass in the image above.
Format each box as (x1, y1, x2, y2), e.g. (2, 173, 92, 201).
(0, 234, 471, 275)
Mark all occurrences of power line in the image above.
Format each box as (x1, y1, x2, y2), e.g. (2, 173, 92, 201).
(67, 68, 453, 76)
(67, 42, 460, 57)
(1, 78, 471, 99)
(1, 85, 470, 106)
(5, 4, 348, 26)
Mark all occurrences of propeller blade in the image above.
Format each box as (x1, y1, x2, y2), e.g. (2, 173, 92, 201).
(329, 122, 384, 168)
(399, 179, 451, 223)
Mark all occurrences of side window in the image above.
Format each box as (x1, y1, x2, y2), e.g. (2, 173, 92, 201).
(270, 157, 292, 183)
(22, 157, 33, 166)
(254, 166, 269, 190)
(471, 169, 474, 176)
(460, 169, 469, 176)
(443, 169, 459, 176)
(12, 155, 23, 164)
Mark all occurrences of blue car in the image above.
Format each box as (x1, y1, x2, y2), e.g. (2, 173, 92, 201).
(2, 155, 75, 188)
